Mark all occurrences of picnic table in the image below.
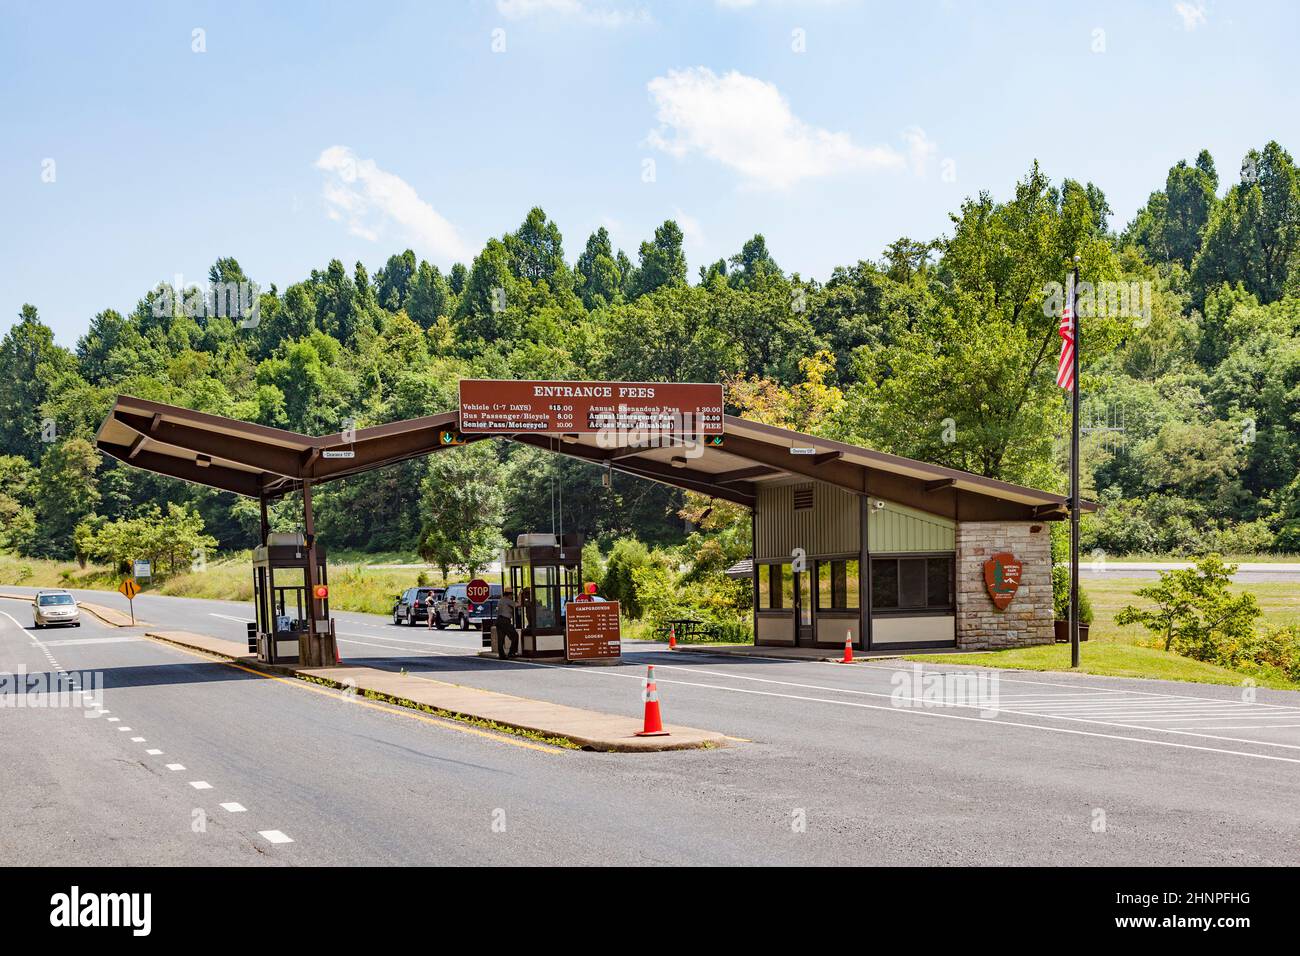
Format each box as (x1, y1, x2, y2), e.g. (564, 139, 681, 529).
(658, 618, 717, 642)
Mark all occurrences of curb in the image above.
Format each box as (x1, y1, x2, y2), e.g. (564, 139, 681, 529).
(144, 630, 732, 753)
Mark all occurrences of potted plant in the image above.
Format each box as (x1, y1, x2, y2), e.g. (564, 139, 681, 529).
(1052, 565, 1092, 642)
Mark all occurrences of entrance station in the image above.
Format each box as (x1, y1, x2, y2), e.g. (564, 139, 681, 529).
(95, 385, 1093, 659)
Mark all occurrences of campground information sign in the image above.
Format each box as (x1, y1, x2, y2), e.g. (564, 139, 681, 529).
(565, 600, 621, 662)
(458, 380, 724, 435)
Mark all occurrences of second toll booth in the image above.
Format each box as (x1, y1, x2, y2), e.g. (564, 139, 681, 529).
(490, 533, 583, 659)
(250, 532, 335, 665)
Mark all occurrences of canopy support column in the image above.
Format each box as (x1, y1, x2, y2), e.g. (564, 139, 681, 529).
(300, 479, 336, 667)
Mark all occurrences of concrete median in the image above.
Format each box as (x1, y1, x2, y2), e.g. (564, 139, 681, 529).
(144, 629, 733, 753)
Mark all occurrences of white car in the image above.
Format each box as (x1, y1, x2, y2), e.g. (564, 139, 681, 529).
(33, 590, 80, 628)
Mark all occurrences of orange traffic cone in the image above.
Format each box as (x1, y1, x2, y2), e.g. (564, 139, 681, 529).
(667, 625, 677, 650)
(840, 630, 854, 664)
(334, 635, 342, 665)
(635, 665, 670, 737)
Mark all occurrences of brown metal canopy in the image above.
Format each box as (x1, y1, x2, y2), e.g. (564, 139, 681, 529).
(95, 394, 1093, 520)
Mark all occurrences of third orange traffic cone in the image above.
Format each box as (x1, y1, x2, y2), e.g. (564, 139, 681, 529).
(635, 664, 669, 737)
(840, 631, 854, 664)
(667, 625, 677, 650)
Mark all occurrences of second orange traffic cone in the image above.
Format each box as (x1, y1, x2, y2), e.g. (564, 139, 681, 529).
(635, 665, 670, 737)
(667, 625, 677, 650)
(840, 630, 854, 664)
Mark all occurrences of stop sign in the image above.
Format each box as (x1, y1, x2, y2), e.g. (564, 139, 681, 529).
(466, 578, 491, 604)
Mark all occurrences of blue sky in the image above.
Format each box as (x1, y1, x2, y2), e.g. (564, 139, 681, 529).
(3, 0, 1296, 345)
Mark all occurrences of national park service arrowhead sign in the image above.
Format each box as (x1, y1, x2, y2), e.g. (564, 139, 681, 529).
(983, 552, 1022, 610)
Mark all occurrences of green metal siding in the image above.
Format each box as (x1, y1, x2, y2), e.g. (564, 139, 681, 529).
(755, 482, 860, 559)
(867, 500, 955, 552)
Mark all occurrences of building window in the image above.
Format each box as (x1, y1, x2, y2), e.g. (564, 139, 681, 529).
(871, 556, 954, 611)
(758, 563, 795, 610)
(816, 559, 860, 611)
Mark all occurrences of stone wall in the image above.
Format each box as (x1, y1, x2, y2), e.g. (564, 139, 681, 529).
(954, 521, 1054, 650)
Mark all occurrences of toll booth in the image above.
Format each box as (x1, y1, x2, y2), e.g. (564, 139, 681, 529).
(250, 532, 336, 665)
(492, 533, 583, 659)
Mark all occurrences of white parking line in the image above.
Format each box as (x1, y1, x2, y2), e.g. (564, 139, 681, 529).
(130, 737, 145, 742)
(189, 781, 212, 790)
(259, 830, 293, 844)
(220, 803, 247, 813)
(165, 763, 185, 771)
(146, 749, 163, 755)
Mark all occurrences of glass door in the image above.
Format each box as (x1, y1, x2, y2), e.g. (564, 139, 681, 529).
(793, 570, 814, 645)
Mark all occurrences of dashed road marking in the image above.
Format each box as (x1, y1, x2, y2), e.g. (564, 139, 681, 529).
(130, 737, 145, 742)
(165, 763, 185, 771)
(220, 803, 247, 813)
(189, 781, 212, 790)
(259, 830, 293, 844)
(146, 749, 163, 755)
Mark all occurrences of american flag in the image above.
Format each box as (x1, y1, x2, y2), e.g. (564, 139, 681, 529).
(1056, 275, 1076, 391)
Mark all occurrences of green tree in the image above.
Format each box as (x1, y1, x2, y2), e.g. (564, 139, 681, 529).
(575, 227, 624, 309)
(22, 438, 101, 558)
(1116, 556, 1261, 659)
(1192, 141, 1300, 305)
(417, 443, 506, 579)
(0, 305, 76, 460)
(627, 220, 687, 297)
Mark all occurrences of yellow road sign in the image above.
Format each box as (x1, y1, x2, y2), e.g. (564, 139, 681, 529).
(118, 578, 140, 600)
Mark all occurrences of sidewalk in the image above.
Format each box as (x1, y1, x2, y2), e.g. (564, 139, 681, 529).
(144, 629, 732, 753)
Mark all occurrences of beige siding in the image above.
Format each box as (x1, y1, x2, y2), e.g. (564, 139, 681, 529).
(868, 500, 955, 553)
(872, 615, 955, 645)
(756, 614, 794, 644)
(816, 615, 857, 646)
(755, 482, 860, 560)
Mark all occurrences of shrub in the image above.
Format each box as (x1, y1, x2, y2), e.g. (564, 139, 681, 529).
(602, 537, 651, 618)
(1051, 564, 1094, 625)
(1115, 555, 1261, 661)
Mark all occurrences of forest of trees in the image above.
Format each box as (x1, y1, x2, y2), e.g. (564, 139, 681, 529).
(2, 140, 1299, 566)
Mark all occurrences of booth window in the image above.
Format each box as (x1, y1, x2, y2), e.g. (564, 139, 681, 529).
(757, 563, 795, 610)
(816, 559, 860, 611)
(871, 556, 953, 611)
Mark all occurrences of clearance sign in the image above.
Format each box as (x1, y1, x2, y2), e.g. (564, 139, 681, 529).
(458, 380, 724, 435)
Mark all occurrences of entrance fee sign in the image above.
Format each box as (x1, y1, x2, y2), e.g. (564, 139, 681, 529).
(983, 552, 1023, 610)
(565, 600, 621, 662)
(458, 380, 723, 435)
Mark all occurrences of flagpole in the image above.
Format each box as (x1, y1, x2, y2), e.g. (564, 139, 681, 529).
(1069, 255, 1081, 669)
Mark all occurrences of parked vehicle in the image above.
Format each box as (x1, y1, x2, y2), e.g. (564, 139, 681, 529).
(435, 582, 502, 630)
(33, 590, 80, 629)
(392, 587, 444, 626)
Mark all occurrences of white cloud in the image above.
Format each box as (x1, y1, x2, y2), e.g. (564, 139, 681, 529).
(1173, 1, 1207, 30)
(645, 67, 905, 189)
(496, 0, 650, 27)
(315, 146, 470, 262)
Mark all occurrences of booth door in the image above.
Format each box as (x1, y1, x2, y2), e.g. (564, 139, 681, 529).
(793, 570, 814, 645)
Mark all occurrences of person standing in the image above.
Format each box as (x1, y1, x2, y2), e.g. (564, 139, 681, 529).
(496, 588, 519, 659)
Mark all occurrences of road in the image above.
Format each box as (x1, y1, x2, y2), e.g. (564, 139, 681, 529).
(1080, 561, 1300, 582)
(4, 586, 1300, 865)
